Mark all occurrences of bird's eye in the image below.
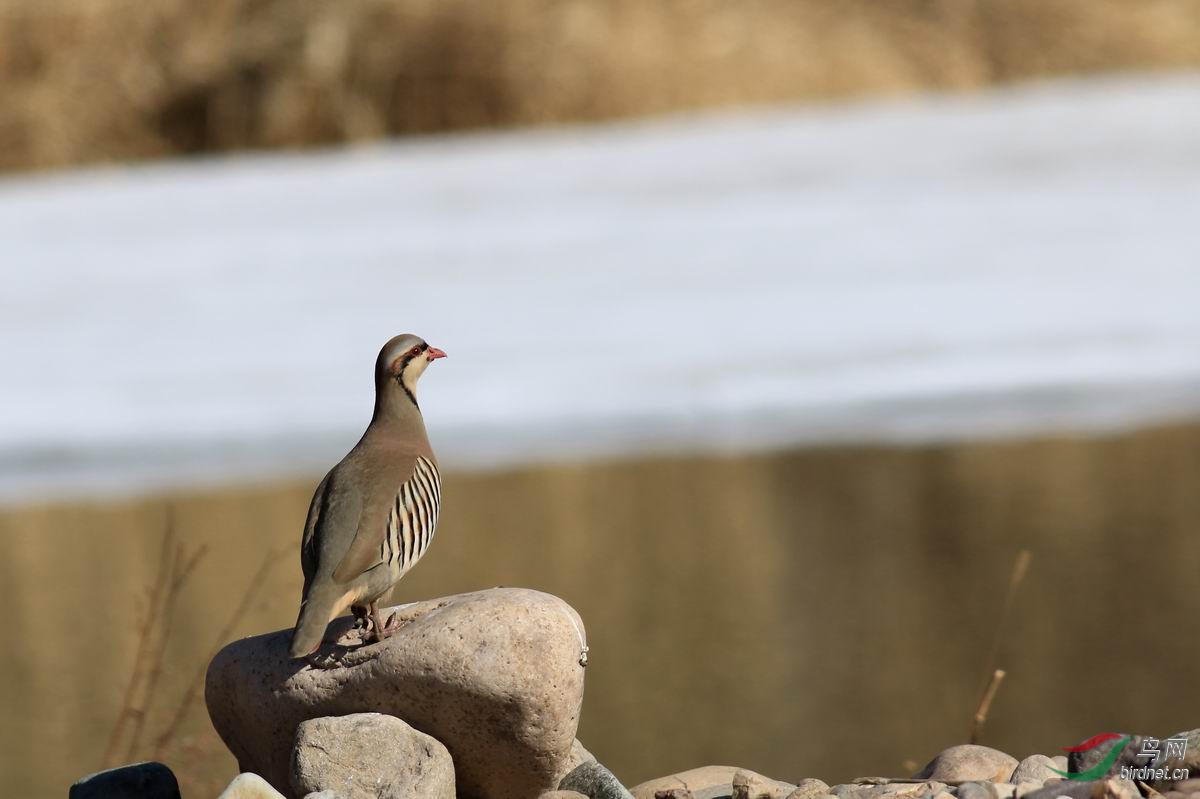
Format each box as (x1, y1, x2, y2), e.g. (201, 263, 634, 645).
(410, 346, 421, 356)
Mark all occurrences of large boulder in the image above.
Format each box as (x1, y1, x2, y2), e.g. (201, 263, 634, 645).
(206, 589, 588, 799)
(291, 713, 454, 798)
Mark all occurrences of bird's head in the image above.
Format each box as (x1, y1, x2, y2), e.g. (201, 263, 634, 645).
(374, 333, 446, 412)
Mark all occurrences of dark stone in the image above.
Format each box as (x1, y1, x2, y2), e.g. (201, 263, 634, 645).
(560, 759, 635, 799)
(1147, 729, 1200, 791)
(69, 762, 181, 799)
(1067, 734, 1146, 778)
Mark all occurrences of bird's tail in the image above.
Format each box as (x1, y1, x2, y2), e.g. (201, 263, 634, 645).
(289, 585, 344, 658)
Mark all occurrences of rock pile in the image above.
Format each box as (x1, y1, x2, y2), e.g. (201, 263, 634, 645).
(205, 588, 593, 799)
(70, 586, 1200, 799)
(627, 735, 1200, 799)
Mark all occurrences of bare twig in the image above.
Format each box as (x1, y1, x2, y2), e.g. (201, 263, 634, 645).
(126, 530, 207, 762)
(101, 522, 174, 767)
(152, 546, 283, 759)
(969, 668, 1006, 745)
(969, 549, 1031, 744)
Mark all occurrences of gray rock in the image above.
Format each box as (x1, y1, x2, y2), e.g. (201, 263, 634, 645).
(1051, 758, 1068, 774)
(69, 761, 181, 799)
(1011, 756, 1062, 786)
(559, 759, 635, 799)
(303, 793, 342, 799)
(631, 767, 741, 799)
(787, 779, 832, 799)
(541, 792, 590, 799)
(1066, 735, 1145, 779)
(830, 783, 946, 799)
(1013, 782, 1044, 798)
(915, 745, 1019, 782)
(731, 769, 797, 799)
(220, 773, 288, 799)
(206, 588, 587, 799)
(1020, 778, 1137, 799)
(290, 712, 453, 799)
(958, 782, 998, 799)
(1148, 730, 1200, 790)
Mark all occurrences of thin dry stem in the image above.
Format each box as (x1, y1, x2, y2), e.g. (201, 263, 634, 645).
(126, 530, 208, 762)
(969, 668, 1006, 745)
(152, 545, 283, 759)
(101, 522, 174, 767)
(969, 548, 1031, 744)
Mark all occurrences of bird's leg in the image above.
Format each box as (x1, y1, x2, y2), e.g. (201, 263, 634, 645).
(367, 601, 388, 644)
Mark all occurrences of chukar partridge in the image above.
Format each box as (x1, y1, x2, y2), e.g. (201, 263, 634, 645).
(289, 334, 446, 658)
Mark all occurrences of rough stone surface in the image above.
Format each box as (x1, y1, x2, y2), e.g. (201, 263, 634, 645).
(786, 779, 832, 799)
(1066, 735, 1145, 779)
(1014, 782, 1044, 798)
(1021, 778, 1138, 799)
(1051, 758, 1068, 774)
(290, 713, 453, 799)
(732, 769, 796, 799)
(1149, 730, 1200, 790)
(958, 781, 998, 799)
(559, 759, 635, 799)
(541, 792, 590, 799)
(220, 773, 288, 799)
(653, 791, 696, 799)
(69, 761, 181, 799)
(1011, 756, 1060, 786)
(830, 782, 946, 799)
(303, 793, 342, 799)
(631, 767, 742, 799)
(206, 589, 587, 799)
(915, 746, 1018, 783)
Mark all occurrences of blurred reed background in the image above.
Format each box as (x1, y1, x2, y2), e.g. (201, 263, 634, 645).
(3, 2, 1200, 798)
(5, 0, 1200, 172)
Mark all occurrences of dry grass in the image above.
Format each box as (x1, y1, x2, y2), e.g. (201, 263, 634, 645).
(3, 0, 1200, 172)
(97, 514, 281, 797)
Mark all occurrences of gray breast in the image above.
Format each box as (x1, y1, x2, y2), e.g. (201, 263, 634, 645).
(380, 456, 442, 573)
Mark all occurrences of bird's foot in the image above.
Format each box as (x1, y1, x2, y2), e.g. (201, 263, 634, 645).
(362, 613, 405, 645)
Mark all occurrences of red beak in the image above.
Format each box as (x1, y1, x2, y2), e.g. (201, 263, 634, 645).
(426, 346, 447, 361)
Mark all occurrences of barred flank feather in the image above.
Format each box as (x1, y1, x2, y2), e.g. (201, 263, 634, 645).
(380, 456, 441, 576)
